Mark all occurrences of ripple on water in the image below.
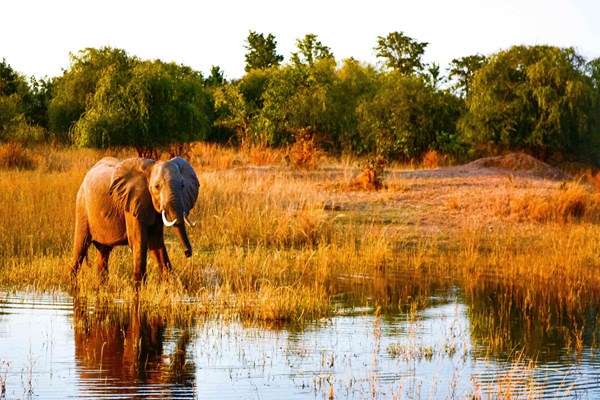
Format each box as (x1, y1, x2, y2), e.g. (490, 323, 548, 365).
(1, 290, 600, 399)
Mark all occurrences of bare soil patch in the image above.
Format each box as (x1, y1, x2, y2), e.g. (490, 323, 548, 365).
(320, 153, 576, 236)
(400, 152, 569, 181)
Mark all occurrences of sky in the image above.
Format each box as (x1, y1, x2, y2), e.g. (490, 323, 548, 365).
(1, 0, 599, 80)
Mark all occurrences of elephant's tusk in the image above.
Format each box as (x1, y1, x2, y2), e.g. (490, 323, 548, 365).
(162, 210, 177, 227)
(184, 212, 197, 228)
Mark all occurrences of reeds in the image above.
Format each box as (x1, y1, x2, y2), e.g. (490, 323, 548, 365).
(2, 143, 600, 339)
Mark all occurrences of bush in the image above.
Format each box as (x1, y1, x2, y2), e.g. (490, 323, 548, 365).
(422, 149, 447, 169)
(286, 129, 323, 169)
(352, 153, 387, 191)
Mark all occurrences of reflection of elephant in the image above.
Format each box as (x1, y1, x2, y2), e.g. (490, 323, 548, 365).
(71, 157, 199, 283)
(73, 298, 195, 392)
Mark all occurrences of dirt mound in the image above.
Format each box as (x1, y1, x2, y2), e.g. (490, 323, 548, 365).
(467, 153, 569, 180)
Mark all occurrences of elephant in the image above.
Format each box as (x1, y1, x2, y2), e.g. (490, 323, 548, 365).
(70, 156, 200, 284)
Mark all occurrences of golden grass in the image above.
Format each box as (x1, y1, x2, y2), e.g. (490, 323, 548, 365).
(2, 142, 600, 345)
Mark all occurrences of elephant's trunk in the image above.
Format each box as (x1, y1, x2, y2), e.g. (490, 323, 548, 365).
(174, 222, 193, 258)
(164, 196, 192, 258)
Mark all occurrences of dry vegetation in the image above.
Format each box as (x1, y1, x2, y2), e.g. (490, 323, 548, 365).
(2, 143, 600, 350)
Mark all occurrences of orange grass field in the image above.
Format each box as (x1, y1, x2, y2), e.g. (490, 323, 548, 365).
(2, 142, 600, 346)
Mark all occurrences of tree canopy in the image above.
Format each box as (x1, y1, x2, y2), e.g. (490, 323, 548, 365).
(2, 34, 600, 165)
(374, 31, 429, 76)
(460, 45, 598, 160)
(244, 31, 284, 72)
(47, 47, 212, 156)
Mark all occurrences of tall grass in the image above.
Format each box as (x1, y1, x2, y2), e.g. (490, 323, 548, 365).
(2, 142, 600, 341)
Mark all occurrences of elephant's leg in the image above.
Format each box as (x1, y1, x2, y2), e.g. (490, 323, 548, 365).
(148, 223, 172, 276)
(71, 215, 92, 279)
(93, 242, 112, 279)
(150, 247, 173, 276)
(126, 215, 148, 285)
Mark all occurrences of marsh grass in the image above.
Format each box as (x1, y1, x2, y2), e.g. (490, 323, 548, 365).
(3, 143, 600, 353)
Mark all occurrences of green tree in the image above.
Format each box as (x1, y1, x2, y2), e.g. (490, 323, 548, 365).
(260, 57, 336, 147)
(0, 59, 26, 140)
(290, 34, 333, 67)
(426, 62, 443, 89)
(205, 65, 226, 87)
(213, 68, 274, 145)
(589, 58, 600, 87)
(374, 31, 428, 76)
(0, 59, 46, 142)
(329, 58, 379, 154)
(460, 46, 596, 160)
(213, 83, 249, 142)
(48, 47, 133, 141)
(244, 31, 283, 72)
(71, 57, 211, 156)
(357, 72, 460, 161)
(447, 54, 487, 98)
(0, 58, 28, 97)
(23, 77, 53, 129)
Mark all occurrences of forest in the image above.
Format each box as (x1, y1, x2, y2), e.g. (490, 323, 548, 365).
(1, 30, 600, 166)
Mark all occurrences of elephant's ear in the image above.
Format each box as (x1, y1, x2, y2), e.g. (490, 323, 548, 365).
(109, 158, 157, 224)
(170, 157, 200, 212)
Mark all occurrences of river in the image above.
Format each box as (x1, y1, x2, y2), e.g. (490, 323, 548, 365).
(1, 289, 599, 399)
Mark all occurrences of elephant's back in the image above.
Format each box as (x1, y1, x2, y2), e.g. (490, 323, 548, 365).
(83, 158, 118, 197)
(81, 158, 127, 244)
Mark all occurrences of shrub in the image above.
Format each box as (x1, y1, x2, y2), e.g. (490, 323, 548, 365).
(286, 129, 323, 169)
(353, 153, 387, 191)
(422, 149, 447, 169)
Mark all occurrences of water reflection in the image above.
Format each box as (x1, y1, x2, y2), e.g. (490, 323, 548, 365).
(72, 297, 195, 398)
(2, 279, 600, 398)
(464, 280, 600, 362)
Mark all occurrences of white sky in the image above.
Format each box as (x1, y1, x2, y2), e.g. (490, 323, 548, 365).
(1, 0, 599, 80)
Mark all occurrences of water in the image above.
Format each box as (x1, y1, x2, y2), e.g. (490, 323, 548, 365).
(1, 290, 599, 399)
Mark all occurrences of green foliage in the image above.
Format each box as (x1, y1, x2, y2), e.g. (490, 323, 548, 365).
(447, 54, 487, 98)
(0, 59, 47, 143)
(260, 57, 337, 147)
(328, 58, 379, 154)
(48, 47, 211, 154)
(357, 73, 461, 161)
(23, 77, 53, 128)
(5, 38, 600, 167)
(0, 58, 28, 97)
(213, 81, 252, 143)
(204, 66, 226, 87)
(72, 58, 211, 155)
(213, 68, 275, 145)
(0, 94, 24, 137)
(374, 31, 428, 76)
(290, 34, 333, 67)
(460, 45, 597, 161)
(244, 31, 283, 72)
(48, 47, 133, 140)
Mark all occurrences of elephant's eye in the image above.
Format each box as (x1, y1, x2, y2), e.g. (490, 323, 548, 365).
(154, 184, 160, 190)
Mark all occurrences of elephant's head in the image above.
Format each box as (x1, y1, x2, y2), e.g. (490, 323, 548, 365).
(109, 157, 200, 258)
